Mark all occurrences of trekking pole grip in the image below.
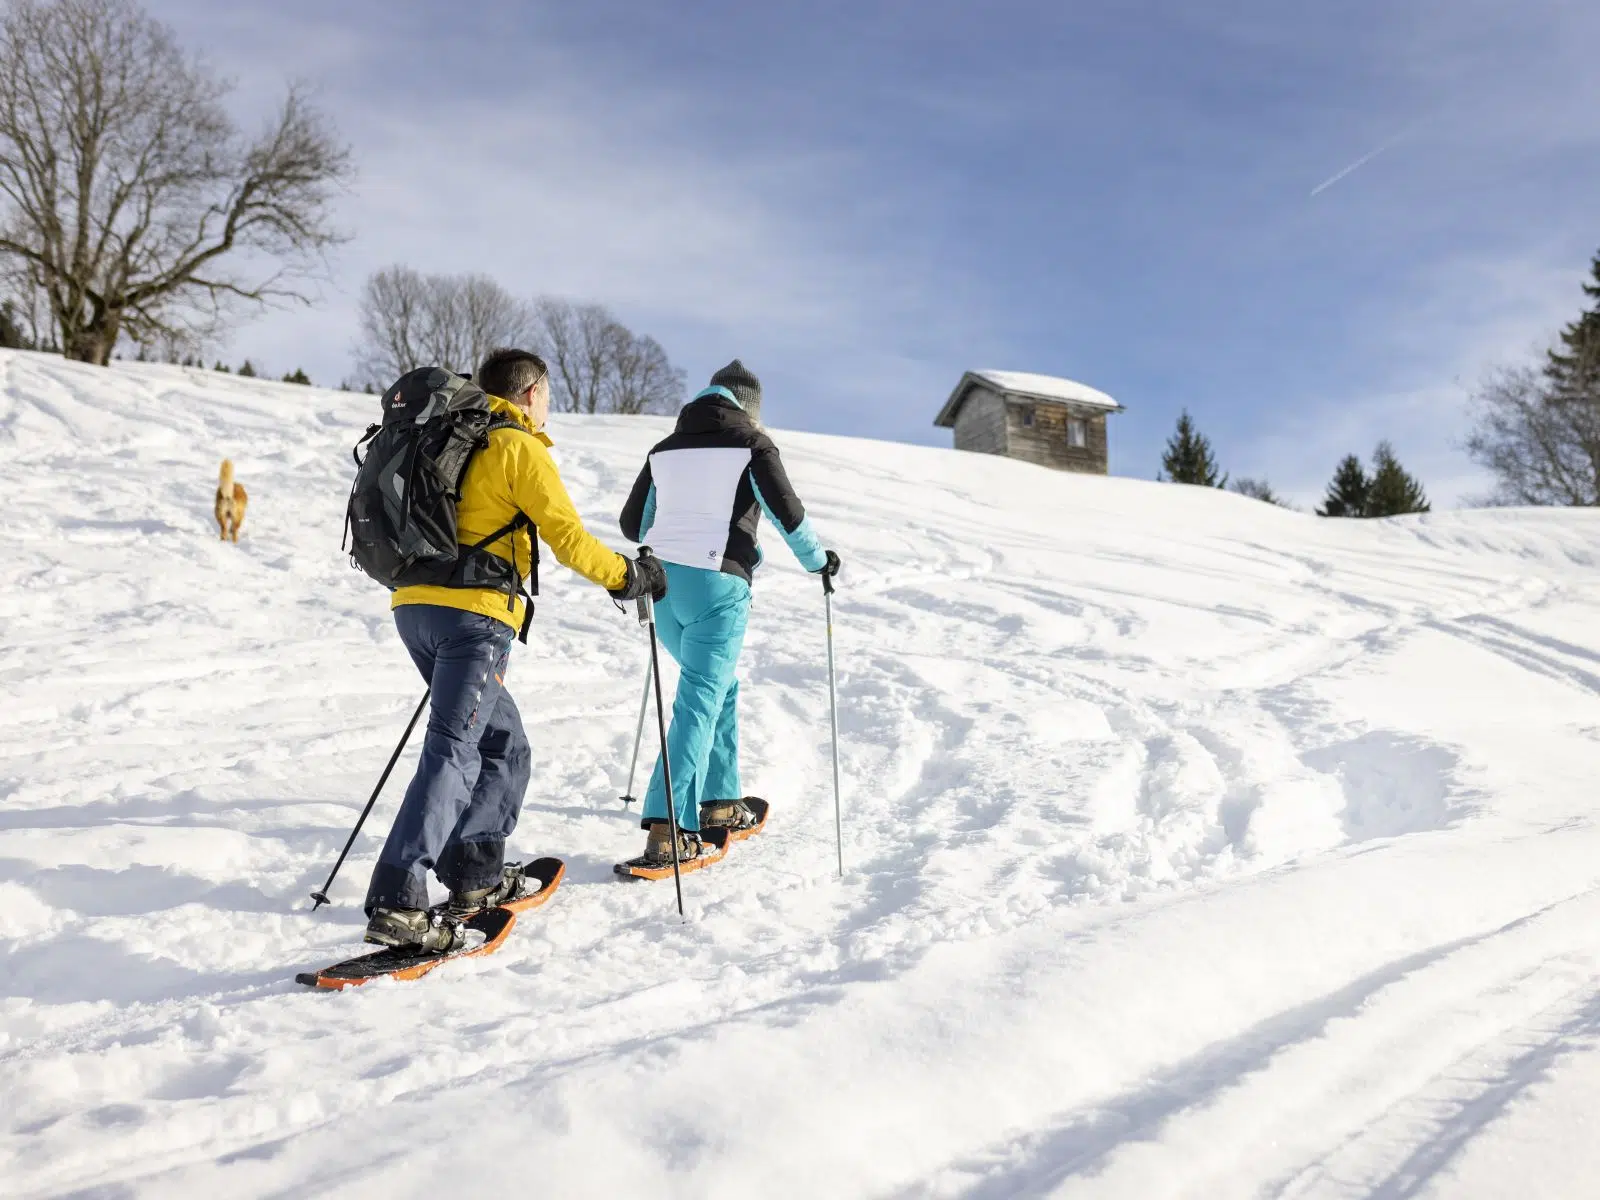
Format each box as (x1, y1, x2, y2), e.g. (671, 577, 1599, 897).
(635, 545, 658, 624)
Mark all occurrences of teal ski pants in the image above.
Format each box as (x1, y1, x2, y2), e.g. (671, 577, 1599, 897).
(642, 562, 751, 832)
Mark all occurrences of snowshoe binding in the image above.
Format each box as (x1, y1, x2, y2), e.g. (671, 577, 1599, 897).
(364, 906, 468, 954)
(700, 797, 769, 842)
(613, 821, 730, 880)
(445, 861, 546, 918)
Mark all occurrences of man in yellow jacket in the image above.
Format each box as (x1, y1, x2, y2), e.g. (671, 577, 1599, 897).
(364, 348, 666, 951)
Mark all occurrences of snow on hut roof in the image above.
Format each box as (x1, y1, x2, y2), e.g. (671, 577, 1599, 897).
(973, 370, 1121, 410)
(935, 370, 1123, 427)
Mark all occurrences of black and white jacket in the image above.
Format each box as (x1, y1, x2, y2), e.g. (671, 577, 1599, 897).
(619, 388, 826, 582)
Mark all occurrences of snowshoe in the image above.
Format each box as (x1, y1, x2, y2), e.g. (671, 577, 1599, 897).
(700, 797, 769, 842)
(613, 822, 731, 880)
(298, 858, 566, 991)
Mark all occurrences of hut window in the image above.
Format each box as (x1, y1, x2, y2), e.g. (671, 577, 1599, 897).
(1067, 418, 1087, 448)
(1020, 406, 1035, 428)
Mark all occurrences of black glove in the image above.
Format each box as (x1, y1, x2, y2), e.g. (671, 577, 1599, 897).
(813, 550, 841, 579)
(610, 553, 668, 602)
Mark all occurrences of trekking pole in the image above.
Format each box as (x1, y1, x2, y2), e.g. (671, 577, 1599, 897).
(823, 568, 844, 878)
(309, 689, 430, 910)
(636, 548, 685, 917)
(619, 654, 653, 807)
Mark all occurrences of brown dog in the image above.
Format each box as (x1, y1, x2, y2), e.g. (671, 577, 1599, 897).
(215, 459, 248, 542)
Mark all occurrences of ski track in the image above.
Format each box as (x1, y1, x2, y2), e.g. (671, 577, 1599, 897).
(1, 353, 1599, 1197)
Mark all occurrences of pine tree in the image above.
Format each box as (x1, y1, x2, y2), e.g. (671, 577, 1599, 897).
(1317, 454, 1369, 517)
(0, 302, 32, 349)
(282, 367, 311, 385)
(214, 361, 230, 372)
(1544, 250, 1600, 405)
(237, 360, 257, 377)
(1365, 441, 1430, 516)
(1160, 410, 1226, 486)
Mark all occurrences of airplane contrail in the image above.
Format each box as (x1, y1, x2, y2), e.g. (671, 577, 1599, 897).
(1309, 129, 1411, 197)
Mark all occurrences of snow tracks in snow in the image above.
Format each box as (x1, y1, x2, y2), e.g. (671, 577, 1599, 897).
(3, 353, 1600, 1197)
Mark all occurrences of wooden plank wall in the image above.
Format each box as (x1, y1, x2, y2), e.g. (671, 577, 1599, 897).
(1005, 402, 1110, 475)
(952, 385, 1009, 455)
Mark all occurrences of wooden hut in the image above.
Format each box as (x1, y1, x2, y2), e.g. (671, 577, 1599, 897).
(934, 370, 1122, 474)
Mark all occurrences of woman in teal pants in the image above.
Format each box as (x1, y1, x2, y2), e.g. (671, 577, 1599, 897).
(618, 360, 840, 865)
(641, 563, 751, 842)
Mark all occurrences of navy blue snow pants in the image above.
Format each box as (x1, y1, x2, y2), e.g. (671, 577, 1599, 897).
(364, 605, 530, 914)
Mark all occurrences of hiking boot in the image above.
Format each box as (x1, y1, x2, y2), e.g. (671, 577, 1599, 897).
(364, 906, 466, 954)
(445, 862, 540, 918)
(642, 821, 710, 866)
(700, 798, 763, 834)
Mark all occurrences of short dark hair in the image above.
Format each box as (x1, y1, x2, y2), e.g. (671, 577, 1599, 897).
(477, 348, 547, 401)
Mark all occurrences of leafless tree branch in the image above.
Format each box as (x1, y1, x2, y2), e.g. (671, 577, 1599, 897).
(1465, 357, 1600, 506)
(0, 0, 351, 363)
(353, 266, 534, 385)
(532, 295, 684, 415)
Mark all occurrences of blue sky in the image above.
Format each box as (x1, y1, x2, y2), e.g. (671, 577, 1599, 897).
(146, 0, 1600, 506)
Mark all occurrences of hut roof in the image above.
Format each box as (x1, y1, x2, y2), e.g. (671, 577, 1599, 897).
(935, 370, 1122, 428)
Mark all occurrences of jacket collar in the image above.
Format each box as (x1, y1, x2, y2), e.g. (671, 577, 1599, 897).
(676, 392, 752, 434)
(487, 393, 554, 446)
(695, 384, 742, 409)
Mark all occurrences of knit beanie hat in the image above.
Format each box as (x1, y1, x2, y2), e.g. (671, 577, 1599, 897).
(709, 359, 761, 414)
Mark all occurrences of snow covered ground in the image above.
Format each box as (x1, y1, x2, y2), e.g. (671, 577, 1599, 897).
(3, 351, 1599, 1198)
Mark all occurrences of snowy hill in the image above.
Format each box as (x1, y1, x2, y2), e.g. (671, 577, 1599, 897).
(3, 350, 1600, 1198)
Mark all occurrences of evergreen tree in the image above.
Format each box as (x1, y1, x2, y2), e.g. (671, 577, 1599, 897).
(237, 359, 257, 377)
(1317, 454, 1369, 517)
(1544, 250, 1600, 405)
(1160, 410, 1226, 486)
(0, 302, 32, 349)
(282, 367, 311, 385)
(214, 360, 230, 372)
(1365, 441, 1430, 516)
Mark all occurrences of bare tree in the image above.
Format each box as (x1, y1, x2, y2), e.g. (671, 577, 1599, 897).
(447, 274, 533, 378)
(533, 298, 611, 413)
(0, 0, 352, 364)
(354, 266, 428, 385)
(608, 326, 685, 415)
(1465, 361, 1600, 506)
(355, 265, 531, 384)
(356, 277, 684, 408)
(1467, 248, 1600, 507)
(1229, 477, 1290, 507)
(532, 296, 684, 414)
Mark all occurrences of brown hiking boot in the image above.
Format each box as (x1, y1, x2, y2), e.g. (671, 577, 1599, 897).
(642, 821, 709, 866)
(701, 798, 762, 833)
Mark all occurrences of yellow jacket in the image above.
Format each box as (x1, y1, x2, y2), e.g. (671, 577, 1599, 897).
(392, 395, 628, 629)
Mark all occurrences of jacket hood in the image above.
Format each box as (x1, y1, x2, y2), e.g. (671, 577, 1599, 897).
(675, 393, 753, 436)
